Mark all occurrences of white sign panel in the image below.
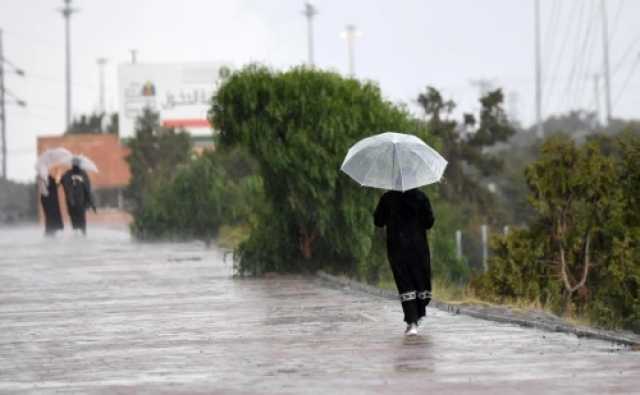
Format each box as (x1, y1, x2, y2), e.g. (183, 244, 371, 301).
(117, 62, 232, 139)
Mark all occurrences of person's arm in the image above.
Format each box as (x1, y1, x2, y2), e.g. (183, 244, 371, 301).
(83, 173, 97, 212)
(374, 193, 388, 227)
(61, 174, 75, 206)
(420, 192, 435, 230)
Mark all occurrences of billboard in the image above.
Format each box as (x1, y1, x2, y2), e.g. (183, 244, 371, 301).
(117, 62, 232, 139)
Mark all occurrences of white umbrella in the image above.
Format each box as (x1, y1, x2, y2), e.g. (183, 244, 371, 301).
(35, 147, 73, 179)
(340, 132, 447, 192)
(64, 154, 99, 173)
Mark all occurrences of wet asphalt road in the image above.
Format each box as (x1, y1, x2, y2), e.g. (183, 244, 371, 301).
(0, 226, 638, 394)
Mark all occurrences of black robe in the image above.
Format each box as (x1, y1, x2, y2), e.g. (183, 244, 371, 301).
(61, 167, 94, 234)
(374, 189, 434, 324)
(40, 176, 64, 235)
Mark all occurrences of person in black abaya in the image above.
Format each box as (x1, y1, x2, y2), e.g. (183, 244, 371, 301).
(39, 174, 64, 235)
(374, 188, 434, 336)
(61, 158, 96, 235)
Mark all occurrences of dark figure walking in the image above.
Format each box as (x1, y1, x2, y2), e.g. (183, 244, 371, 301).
(61, 159, 96, 235)
(374, 188, 434, 336)
(39, 174, 64, 235)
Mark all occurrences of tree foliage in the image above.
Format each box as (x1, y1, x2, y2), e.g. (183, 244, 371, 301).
(125, 109, 192, 221)
(416, 87, 515, 214)
(66, 112, 119, 135)
(131, 147, 259, 242)
(416, 87, 517, 270)
(210, 65, 424, 276)
(474, 133, 640, 331)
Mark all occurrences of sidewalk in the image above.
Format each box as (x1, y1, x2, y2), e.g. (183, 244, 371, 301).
(0, 226, 638, 394)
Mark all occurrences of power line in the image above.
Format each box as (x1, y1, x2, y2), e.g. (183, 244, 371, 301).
(534, 0, 543, 138)
(612, 32, 640, 75)
(569, 0, 599, 110)
(27, 72, 97, 90)
(614, 53, 640, 106)
(574, 16, 601, 110)
(542, 0, 564, 102)
(608, 0, 626, 44)
(542, 0, 561, 64)
(1, 28, 26, 181)
(544, 0, 580, 113)
(601, 0, 613, 123)
(3, 29, 101, 70)
(562, 0, 592, 110)
(554, 0, 587, 111)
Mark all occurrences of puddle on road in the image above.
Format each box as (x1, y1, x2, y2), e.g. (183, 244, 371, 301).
(265, 313, 365, 326)
(167, 256, 203, 262)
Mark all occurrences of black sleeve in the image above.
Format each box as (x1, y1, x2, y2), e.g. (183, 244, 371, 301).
(83, 172, 95, 208)
(373, 193, 388, 227)
(420, 192, 435, 230)
(61, 173, 74, 206)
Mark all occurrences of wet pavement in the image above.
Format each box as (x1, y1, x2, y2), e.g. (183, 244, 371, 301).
(0, 226, 638, 394)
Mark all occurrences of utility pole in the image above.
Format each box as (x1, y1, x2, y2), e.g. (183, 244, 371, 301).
(534, 0, 544, 138)
(593, 74, 601, 126)
(302, 3, 317, 66)
(341, 24, 360, 78)
(0, 29, 5, 180)
(97, 58, 107, 114)
(0, 29, 26, 181)
(600, 0, 613, 125)
(59, 0, 77, 132)
(129, 49, 138, 65)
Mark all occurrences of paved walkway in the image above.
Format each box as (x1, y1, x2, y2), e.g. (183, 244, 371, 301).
(0, 226, 638, 394)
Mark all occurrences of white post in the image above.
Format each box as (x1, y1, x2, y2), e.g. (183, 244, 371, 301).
(534, 0, 543, 138)
(455, 230, 462, 260)
(601, 0, 613, 125)
(481, 224, 489, 272)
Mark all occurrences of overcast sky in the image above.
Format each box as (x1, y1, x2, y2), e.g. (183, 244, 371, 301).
(2, 0, 639, 181)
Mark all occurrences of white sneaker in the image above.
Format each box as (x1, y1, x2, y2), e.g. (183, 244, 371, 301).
(405, 323, 418, 336)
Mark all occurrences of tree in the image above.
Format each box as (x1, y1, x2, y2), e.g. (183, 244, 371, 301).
(209, 65, 418, 275)
(0, 179, 37, 223)
(66, 112, 119, 135)
(131, 147, 259, 242)
(474, 134, 640, 330)
(525, 136, 617, 305)
(125, 109, 192, 219)
(416, 87, 516, 217)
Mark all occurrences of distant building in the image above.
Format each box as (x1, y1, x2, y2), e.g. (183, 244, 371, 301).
(37, 133, 131, 226)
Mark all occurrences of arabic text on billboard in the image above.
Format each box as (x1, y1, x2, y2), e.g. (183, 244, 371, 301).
(118, 63, 231, 139)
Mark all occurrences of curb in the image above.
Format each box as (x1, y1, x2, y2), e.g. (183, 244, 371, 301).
(316, 271, 640, 348)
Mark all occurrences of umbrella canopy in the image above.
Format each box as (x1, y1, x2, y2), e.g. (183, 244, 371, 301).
(64, 154, 99, 173)
(340, 132, 447, 192)
(35, 148, 73, 179)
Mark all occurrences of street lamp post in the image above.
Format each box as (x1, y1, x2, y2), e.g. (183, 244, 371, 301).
(341, 25, 361, 78)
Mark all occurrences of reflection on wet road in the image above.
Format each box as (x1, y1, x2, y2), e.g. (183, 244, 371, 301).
(0, 226, 638, 393)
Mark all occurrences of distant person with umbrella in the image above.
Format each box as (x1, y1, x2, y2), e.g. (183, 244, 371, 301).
(37, 170, 64, 235)
(61, 156, 97, 235)
(36, 148, 73, 236)
(341, 132, 447, 336)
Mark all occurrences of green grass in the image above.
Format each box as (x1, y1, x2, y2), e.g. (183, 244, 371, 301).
(216, 223, 251, 250)
(378, 276, 596, 326)
(378, 277, 473, 303)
